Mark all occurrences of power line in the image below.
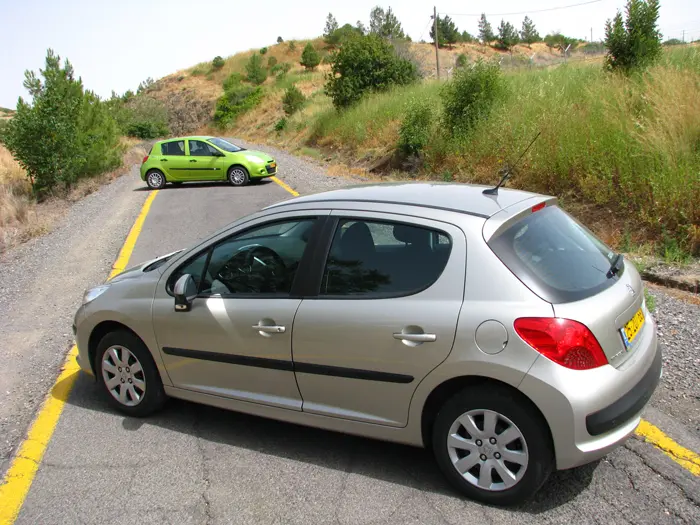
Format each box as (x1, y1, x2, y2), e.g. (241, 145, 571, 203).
(441, 0, 603, 18)
(418, 18, 433, 42)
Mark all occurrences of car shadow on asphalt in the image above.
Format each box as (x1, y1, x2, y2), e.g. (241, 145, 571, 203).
(132, 180, 276, 191)
(57, 372, 598, 514)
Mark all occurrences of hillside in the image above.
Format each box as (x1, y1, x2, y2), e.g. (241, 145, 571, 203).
(141, 39, 698, 257)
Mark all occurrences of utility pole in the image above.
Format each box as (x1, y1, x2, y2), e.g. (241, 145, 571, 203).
(590, 27, 593, 42)
(682, 29, 685, 43)
(433, 6, 440, 80)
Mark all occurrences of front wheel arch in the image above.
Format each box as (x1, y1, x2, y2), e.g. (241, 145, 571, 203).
(88, 321, 145, 376)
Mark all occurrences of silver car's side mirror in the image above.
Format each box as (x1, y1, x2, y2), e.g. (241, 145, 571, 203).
(173, 274, 198, 312)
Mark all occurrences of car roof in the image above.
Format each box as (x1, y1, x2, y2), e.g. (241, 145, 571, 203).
(266, 181, 549, 219)
(159, 135, 215, 142)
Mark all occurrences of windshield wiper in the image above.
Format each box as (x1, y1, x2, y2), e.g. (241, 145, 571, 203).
(606, 253, 624, 278)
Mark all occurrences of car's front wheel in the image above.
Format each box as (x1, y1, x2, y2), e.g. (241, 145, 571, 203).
(431, 384, 553, 506)
(228, 165, 249, 187)
(145, 169, 166, 190)
(94, 330, 167, 417)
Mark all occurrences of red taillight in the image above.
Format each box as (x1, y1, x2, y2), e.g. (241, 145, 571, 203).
(531, 202, 546, 212)
(142, 155, 149, 164)
(514, 318, 608, 370)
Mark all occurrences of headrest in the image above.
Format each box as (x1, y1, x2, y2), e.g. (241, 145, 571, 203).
(393, 224, 431, 246)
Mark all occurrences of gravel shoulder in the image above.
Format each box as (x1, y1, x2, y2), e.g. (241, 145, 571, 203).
(0, 165, 147, 473)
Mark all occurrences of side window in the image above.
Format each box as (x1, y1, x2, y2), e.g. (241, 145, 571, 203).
(321, 219, 452, 297)
(189, 140, 218, 157)
(161, 141, 185, 156)
(169, 218, 318, 297)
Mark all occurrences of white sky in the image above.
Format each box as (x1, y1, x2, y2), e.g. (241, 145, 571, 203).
(1, 0, 698, 107)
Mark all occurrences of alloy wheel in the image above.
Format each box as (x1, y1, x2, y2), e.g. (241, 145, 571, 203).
(147, 171, 163, 188)
(446, 409, 529, 491)
(101, 345, 147, 407)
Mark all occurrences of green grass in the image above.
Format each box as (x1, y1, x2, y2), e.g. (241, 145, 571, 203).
(644, 288, 657, 312)
(310, 81, 443, 153)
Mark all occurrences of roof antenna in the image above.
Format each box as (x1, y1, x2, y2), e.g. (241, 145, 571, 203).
(483, 131, 541, 195)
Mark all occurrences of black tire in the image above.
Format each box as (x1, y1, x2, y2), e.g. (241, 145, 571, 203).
(431, 384, 553, 506)
(94, 330, 167, 417)
(228, 165, 249, 187)
(145, 169, 166, 190)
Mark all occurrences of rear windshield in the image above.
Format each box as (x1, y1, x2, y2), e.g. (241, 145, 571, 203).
(488, 206, 621, 303)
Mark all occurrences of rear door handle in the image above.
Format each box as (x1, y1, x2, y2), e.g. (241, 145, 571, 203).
(189, 159, 197, 162)
(161, 159, 168, 162)
(252, 324, 286, 334)
(393, 333, 436, 343)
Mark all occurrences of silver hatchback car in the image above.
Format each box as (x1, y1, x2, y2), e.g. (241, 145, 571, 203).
(73, 182, 661, 506)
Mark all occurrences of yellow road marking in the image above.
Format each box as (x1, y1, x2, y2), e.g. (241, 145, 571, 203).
(271, 176, 299, 197)
(635, 420, 700, 476)
(0, 190, 159, 525)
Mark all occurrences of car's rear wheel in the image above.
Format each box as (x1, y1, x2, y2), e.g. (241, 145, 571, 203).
(228, 165, 249, 187)
(145, 169, 166, 190)
(431, 384, 553, 506)
(94, 330, 167, 417)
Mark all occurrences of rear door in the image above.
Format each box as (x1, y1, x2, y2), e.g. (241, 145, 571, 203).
(291, 211, 466, 427)
(187, 139, 224, 180)
(159, 139, 190, 180)
(486, 204, 646, 368)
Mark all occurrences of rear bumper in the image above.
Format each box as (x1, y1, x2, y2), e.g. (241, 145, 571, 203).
(518, 310, 660, 470)
(586, 343, 662, 436)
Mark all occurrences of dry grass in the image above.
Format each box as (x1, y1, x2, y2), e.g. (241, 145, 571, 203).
(0, 142, 148, 254)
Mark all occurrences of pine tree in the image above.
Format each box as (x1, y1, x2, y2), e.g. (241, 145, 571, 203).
(300, 42, 321, 70)
(478, 14, 495, 44)
(520, 16, 540, 47)
(324, 13, 340, 47)
(497, 20, 519, 52)
(604, 0, 662, 72)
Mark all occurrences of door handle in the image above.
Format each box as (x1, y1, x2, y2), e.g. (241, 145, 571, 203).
(161, 159, 168, 162)
(189, 159, 197, 162)
(393, 333, 436, 343)
(252, 324, 286, 334)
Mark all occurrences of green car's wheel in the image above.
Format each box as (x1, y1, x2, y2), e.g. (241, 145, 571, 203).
(228, 165, 249, 187)
(145, 169, 166, 190)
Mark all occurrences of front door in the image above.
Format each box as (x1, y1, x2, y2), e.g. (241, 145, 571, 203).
(159, 139, 190, 181)
(187, 139, 224, 181)
(152, 215, 325, 410)
(292, 212, 466, 426)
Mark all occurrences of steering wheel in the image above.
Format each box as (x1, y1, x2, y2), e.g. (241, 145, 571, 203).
(216, 245, 286, 293)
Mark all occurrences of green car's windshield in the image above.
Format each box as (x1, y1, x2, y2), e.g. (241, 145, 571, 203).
(208, 138, 244, 152)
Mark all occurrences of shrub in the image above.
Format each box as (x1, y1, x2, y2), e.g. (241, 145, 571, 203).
(604, 0, 662, 73)
(300, 43, 321, 70)
(288, 40, 297, 52)
(324, 34, 419, 109)
(268, 56, 278, 68)
(322, 54, 333, 65)
(114, 95, 170, 139)
(212, 56, 225, 69)
(663, 38, 683, 46)
(214, 84, 264, 127)
(245, 53, 267, 85)
(398, 98, 434, 156)
(282, 85, 306, 115)
(260, 47, 268, 55)
(274, 117, 287, 131)
(440, 58, 506, 135)
(223, 72, 244, 91)
(3, 50, 121, 196)
(277, 36, 284, 44)
(456, 53, 468, 68)
(272, 62, 293, 79)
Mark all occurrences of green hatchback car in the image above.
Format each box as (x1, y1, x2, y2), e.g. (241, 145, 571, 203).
(140, 136, 277, 189)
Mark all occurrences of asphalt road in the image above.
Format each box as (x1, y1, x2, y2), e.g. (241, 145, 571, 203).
(4, 142, 700, 524)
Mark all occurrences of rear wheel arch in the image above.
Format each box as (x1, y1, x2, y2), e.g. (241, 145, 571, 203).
(420, 375, 554, 452)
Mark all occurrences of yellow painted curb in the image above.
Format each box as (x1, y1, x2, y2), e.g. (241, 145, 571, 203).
(0, 189, 159, 524)
(271, 176, 299, 197)
(635, 419, 700, 476)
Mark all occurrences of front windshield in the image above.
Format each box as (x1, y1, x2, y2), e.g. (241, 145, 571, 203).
(208, 137, 244, 152)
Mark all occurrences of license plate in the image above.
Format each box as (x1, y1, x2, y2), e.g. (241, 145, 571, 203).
(620, 308, 645, 348)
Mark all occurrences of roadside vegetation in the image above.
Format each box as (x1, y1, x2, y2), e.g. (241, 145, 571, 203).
(1, 0, 697, 259)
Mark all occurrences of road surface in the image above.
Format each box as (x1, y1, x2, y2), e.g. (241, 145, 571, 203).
(1, 140, 698, 524)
